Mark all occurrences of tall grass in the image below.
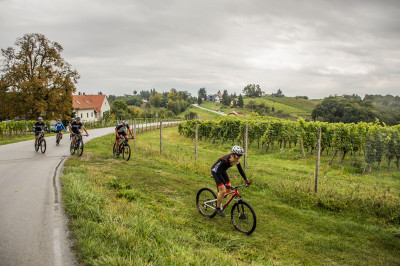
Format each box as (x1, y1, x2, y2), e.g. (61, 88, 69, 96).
(62, 127, 400, 265)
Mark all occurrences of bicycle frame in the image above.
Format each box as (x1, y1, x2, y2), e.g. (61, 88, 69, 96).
(202, 185, 246, 211)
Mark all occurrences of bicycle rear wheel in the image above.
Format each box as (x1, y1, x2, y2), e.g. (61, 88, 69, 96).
(40, 139, 46, 153)
(56, 134, 61, 145)
(77, 140, 84, 156)
(196, 187, 218, 218)
(231, 200, 256, 235)
(122, 144, 131, 161)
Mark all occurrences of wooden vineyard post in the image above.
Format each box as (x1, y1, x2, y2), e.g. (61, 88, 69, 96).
(244, 124, 248, 171)
(134, 119, 137, 149)
(315, 127, 322, 193)
(195, 121, 198, 160)
(160, 121, 163, 154)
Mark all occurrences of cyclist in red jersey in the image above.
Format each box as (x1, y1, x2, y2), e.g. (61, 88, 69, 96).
(211, 145, 251, 217)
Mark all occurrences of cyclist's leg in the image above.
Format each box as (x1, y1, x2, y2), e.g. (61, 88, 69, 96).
(212, 172, 226, 209)
(222, 172, 231, 194)
(34, 132, 39, 145)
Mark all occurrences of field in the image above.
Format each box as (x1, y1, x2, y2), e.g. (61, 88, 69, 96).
(242, 96, 320, 120)
(61, 126, 400, 265)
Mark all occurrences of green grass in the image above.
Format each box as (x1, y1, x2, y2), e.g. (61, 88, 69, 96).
(62, 127, 400, 265)
(179, 105, 222, 120)
(241, 96, 320, 120)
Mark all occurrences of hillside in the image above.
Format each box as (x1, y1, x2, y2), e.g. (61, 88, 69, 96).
(199, 96, 320, 121)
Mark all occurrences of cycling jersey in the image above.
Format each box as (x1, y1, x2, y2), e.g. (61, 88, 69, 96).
(116, 124, 130, 133)
(211, 154, 247, 187)
(33, 122, 48, 132)
(70, 121, 83, 134)
(54, 122, 65, 131)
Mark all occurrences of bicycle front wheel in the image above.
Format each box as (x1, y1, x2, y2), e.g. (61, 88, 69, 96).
(40, 139, 46, 153)
(56, 134, 61, 145)
(196, 188, 217, 218)
(231, 200, 256, 235)
(122, 144, 131, 161)
(113, 143, 117, 157)
(70, 141, 75, 155)
(77, 140, 84, 156)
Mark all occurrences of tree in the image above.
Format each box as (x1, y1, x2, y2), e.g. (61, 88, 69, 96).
(150, 93, 162, 107)
(242, 84, 261, 97)
(238, 94, 244, 108)
(222, 90, 230, 106)
(0, 33, 80, 120)
(272, 89, 284, 97)
(197, 95, 203, 105)
(198, 87, 207, 101)
(133, 90, 137, 95)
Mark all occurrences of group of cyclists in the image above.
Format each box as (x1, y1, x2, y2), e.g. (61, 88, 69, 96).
(33, 117, 251, 217)
(33, 116, 89, 149)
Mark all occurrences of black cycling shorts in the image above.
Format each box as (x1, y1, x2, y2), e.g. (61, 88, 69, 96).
(116, 131, 127, 140)
(211, 172, 231, 188)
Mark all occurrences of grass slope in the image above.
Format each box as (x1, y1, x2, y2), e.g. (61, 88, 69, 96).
(62, 127, 400, 265)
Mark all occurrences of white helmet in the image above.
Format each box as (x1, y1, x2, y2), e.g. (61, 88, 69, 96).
(122, 120, 128, 126)
(38, 117, 43, 122)
(232, 145, 244, 156)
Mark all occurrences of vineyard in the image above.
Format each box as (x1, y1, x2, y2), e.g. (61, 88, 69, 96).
(0, 120, 51, 136)
(179, 117, 400, 172)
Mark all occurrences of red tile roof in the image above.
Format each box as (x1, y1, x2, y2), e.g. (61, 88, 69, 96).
(72, 95, 106, 113)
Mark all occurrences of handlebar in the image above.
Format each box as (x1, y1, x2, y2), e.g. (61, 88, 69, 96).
(230, 184, 249, 190)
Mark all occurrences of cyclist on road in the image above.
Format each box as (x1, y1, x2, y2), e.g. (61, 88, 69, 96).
(68, 117, 89, 146)
(115, 120, 134, 157)
(54, 119, 66, 139)
(33, 117, 48, 146)
(68, 118, 75, 140)
(211, 145, 251, 217)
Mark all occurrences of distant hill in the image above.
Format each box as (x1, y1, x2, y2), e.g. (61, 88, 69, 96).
(239, 96, 321, 121)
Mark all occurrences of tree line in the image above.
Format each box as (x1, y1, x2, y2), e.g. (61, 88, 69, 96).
(107, 88, 197, 120)
(312, 94, 400, 126)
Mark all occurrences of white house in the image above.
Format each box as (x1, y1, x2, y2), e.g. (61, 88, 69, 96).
(72, 94, 110, 122)
(207, 94, 222, 102)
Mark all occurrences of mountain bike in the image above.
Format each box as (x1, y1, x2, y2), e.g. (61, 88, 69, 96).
(56, 131, 63, 145)
(34, 131, 46, 153)
(70, 133, 87, 156)
(196, 184, 256, 235)
(113, 136, 132, 161)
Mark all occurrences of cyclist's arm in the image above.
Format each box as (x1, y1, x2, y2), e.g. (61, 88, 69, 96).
(128, 128, 134, 138)
(236, 163, 248, 182)
(82, 126, 89, 135)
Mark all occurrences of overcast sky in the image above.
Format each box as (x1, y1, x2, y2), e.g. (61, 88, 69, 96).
(1, 0, 399, 98)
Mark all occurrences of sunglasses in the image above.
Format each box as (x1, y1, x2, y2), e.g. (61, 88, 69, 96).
(234, 154, 243, 157)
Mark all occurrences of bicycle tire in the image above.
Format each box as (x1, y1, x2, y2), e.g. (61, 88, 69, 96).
(77, 139, 84, 156)
(40, 138, 46, 153)
(56, 133, 61, 145)
(231, 200, 256, 235)
(113, 142, 118, 157)
(70, 141, 75, 155)
(196, 187, 218, 218)
(34, 141, 39, 152)
(122, 144, 131, 161)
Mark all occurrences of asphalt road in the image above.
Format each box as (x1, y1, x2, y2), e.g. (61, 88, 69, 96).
(0, 127, 116, 266)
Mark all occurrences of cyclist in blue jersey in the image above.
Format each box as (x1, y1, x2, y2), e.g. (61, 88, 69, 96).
(211, 145, 251, 217)
(33, 117, 48, 147)
(54, 119, 66, 139)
